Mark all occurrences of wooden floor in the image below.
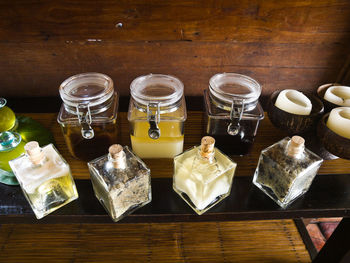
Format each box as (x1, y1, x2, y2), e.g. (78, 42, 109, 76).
(0, 220, 310, 263)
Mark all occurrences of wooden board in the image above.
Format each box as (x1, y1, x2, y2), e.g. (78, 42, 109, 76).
(1, 42, 345, 98)
(19, 112, 350, 179)
(1, 0, 349, 43)
(0, 220, 310, 263)
(1, 0, 350, 98)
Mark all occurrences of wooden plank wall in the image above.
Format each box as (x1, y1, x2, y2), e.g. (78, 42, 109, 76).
(1, 0, 350, 99)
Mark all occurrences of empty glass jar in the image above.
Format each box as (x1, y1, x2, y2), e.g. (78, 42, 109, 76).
(128, 74, 186, 158)
(57, 73, 119, 161)
(204, 73, 264, 155)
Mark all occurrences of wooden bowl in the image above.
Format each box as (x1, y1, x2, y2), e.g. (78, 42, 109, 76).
(317, 113, 350, 160)
(268, 90, 324, 135)
(302, 131, 338, 160)
(317, 83, 342, 113)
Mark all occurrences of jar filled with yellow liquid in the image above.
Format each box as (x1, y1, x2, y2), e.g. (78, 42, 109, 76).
(128, 74, 186, 158)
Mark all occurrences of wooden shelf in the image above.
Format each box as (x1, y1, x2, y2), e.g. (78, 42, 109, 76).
(1, 112, 350, 224)
(1, 175, 350, 224)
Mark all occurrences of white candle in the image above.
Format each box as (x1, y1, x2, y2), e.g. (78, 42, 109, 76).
(324, 86, 350, 106)
(275, 89, 312, 115)
(326, 107, 350, 139)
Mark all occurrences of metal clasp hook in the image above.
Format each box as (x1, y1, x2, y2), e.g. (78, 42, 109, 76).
(76, 103, 94, 139)
(227, 98, 244, 136)
(147, 102, 161, 140)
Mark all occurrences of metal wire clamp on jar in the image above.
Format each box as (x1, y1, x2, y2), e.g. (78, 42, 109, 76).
(128, 74, 187, 159)
(57, 73, 119, 161)
(204, 73, 264, 155)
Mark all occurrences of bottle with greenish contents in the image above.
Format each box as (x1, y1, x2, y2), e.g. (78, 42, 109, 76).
(0, 131, 25, 185)
(0, 98, 17, 132)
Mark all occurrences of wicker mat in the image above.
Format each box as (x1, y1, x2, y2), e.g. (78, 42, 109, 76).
(0, 220, 310, 263)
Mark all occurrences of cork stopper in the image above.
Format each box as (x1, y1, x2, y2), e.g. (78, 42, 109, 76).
(109, 144, 126, 169)
(25, 141, 45, 165)
(287, 136, 305, 157)
(200, 136, 215, 158)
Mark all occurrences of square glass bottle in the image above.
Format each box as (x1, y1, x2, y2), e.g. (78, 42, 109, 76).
(88, 144, 152, 222)
(9, 141, 78, 219)
(173, 136, 237, 215)
(253, 136, 323, 208)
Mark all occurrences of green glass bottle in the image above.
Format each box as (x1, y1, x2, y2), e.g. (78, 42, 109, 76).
(0, 131, 25, 185)
(0, 98, 17, 132)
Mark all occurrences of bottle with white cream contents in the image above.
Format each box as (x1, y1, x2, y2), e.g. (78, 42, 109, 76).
(173, 136, 237, 215)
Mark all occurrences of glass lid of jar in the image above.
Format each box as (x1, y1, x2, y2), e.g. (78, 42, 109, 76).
(130, 74, 184, 109)
(59, 72, 114, 108)
(209, 73, 261, 111)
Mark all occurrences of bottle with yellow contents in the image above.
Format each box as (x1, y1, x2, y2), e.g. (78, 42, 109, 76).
(0, 98, 17, 132)
(128, 74, 187, 158)
(9, 141, 78, 219)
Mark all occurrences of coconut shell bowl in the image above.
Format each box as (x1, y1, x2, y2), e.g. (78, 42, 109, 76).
(317, 113, 350, 160)
(317, 83, 342, 113)
(268, 90, 324, 135)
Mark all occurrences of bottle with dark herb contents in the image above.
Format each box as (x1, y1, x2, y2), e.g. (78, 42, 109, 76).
(57, 73, 119, 161)
(253, 136, 323, 208)
(203, 73, 264, 155)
